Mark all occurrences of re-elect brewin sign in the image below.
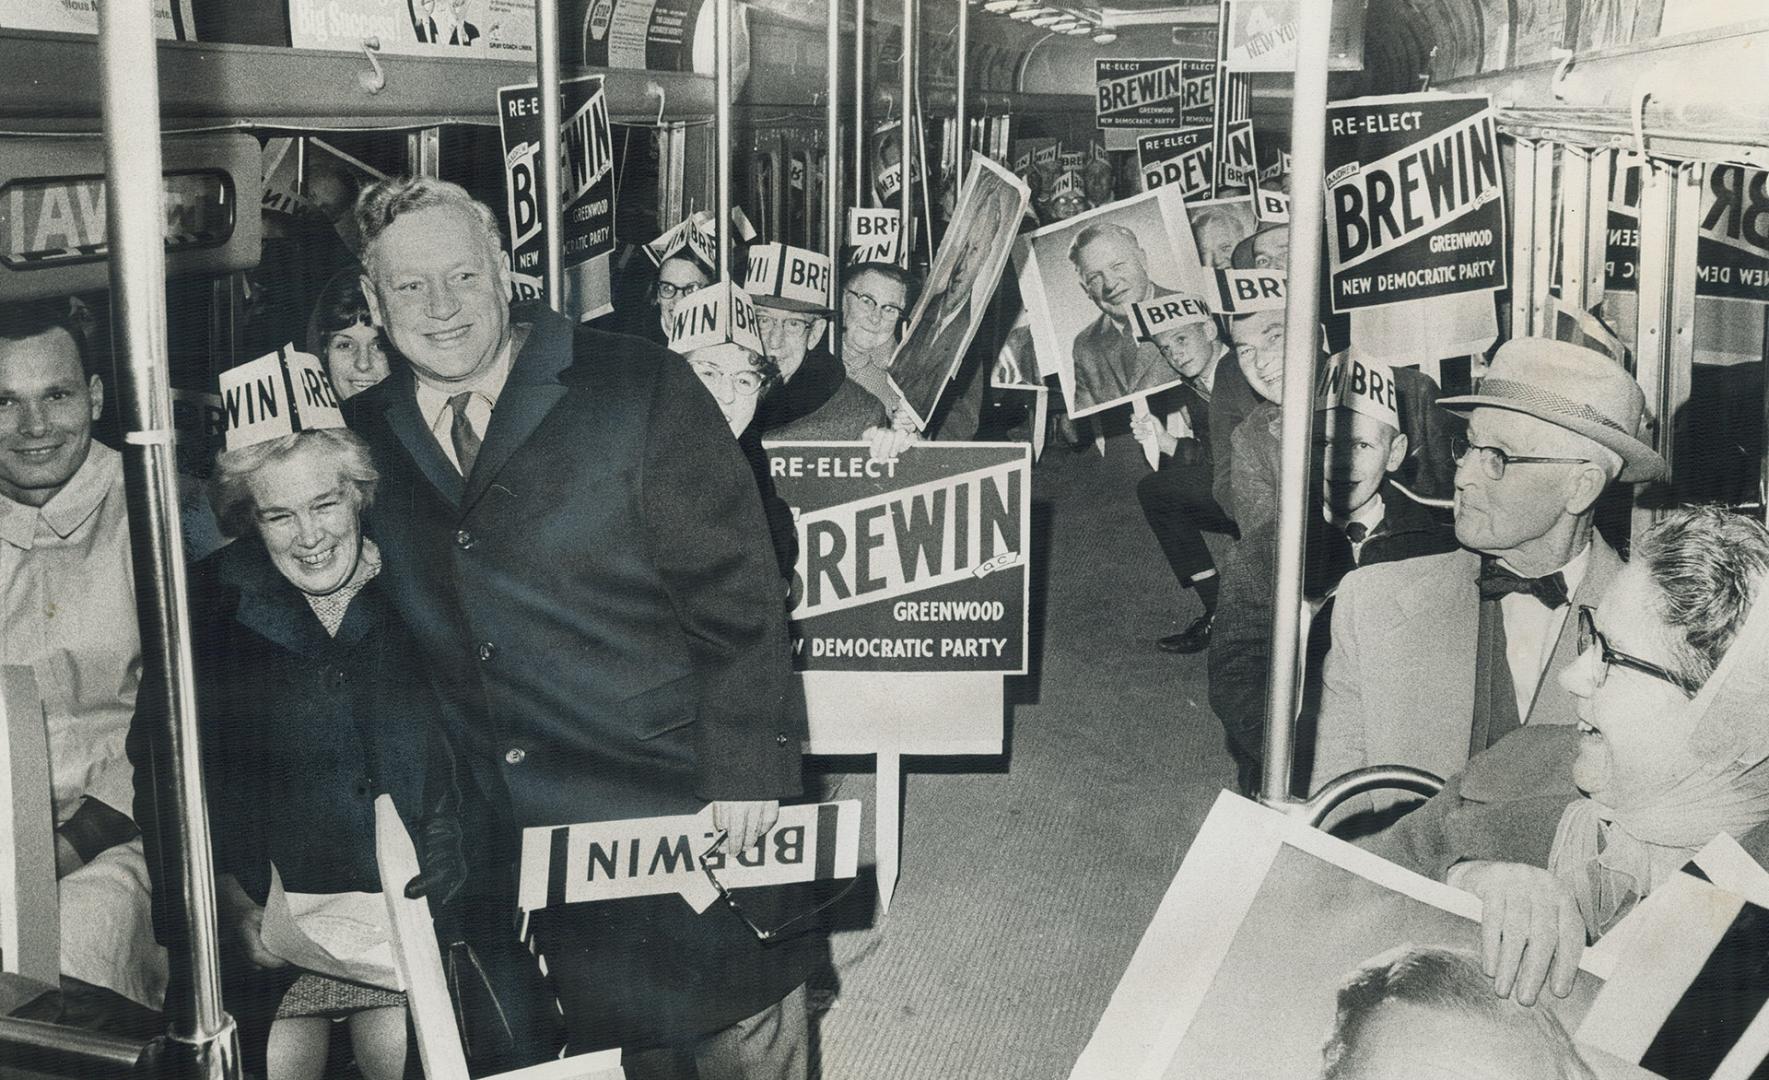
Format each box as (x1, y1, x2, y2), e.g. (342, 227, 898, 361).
(1323, 93, 1506, 313)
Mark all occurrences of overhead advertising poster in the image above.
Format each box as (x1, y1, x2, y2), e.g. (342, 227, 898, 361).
(290, 0, 535, 58)
(1137, 127, 1214, 200)
(578, 0, 697, 70)
(0, 0, 195, 38)
(1324, 92, 1506, 313)
(764, 443, 1032, 675)
(1096, 59, 1218, 132)
(1219, 0, 1367, 72)
(1606, 159, 1769, 304)
(497, 74, 615, 315)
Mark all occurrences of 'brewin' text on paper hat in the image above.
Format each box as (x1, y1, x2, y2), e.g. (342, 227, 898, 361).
(1437, 337, 1668, 483)
(1129, 292, 1213, 342)
(1315, 350, 1401, 431)
(743, 242, 833, 314)
(218, 344, 346, 451)
(664, 281, 765, 357)
(1212, 267, 1286, 314)
(644, 208, 757, 270)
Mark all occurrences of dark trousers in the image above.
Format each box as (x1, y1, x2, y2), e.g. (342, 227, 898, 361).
(1136, 464, 1237, 593)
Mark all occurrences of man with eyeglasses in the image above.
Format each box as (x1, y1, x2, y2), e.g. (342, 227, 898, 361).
(1308, 339, 1667, 827)
(749, 247, 891, 439)
(839, 261, 915, 409)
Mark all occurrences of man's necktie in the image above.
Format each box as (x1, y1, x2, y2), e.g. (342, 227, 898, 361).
(449, 392, 482, 476)
(1344, 521, 1369, 545)
(1476, 558, 1569, 609)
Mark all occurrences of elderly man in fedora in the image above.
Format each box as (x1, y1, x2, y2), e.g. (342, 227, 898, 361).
(1307, 339, 1667, 824)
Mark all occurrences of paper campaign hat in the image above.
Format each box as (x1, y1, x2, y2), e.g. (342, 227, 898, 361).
(1315, 350, 1401, 430)
(1130, 292, 1214, 342)
(743, 242, 833, 314)
(218, 344, 347, 451)
(1437, 337, 1667, 483)
(664, 281, 765, 357)
(644, 208, 755, 270)
(1212, 267, 1287, 314)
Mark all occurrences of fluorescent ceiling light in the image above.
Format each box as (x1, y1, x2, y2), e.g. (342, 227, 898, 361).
(984, 0, 1019, 11)
(1007, 7, 1042, 19)
(1092, 29, 1118, 42)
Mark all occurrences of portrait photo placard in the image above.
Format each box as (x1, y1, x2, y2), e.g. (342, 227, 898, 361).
(1013, 186, 1212, 419)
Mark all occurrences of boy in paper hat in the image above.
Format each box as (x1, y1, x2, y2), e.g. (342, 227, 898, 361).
(1128, 291, 1261, 655)
(1310, 338, 1666, 824)
(1208, 350, 1456, 794)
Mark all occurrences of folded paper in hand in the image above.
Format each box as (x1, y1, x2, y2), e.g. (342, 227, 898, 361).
(261, 863, 401, 991)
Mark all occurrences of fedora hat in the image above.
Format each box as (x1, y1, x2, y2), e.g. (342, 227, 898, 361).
(1438, 338, 1667, 483)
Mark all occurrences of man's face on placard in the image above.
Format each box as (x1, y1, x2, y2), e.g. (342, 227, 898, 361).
(0, 325, 101, 509)
(1074, 230, 1153, 321)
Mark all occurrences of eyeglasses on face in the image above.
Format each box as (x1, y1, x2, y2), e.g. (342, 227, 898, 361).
(845, 289, 904, 321)
(697, 829, 860, 942)
(656, 280, 706, 301)
(1575, 605, 1699, 697)
(1450, 434, 1590, 481)
(689, 362, 766, 396)
(755, 312, 814, 337)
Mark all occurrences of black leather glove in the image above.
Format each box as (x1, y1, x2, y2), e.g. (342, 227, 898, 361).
(404, 725, 469, 909)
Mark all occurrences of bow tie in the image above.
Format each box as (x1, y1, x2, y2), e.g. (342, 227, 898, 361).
(1476, 559, 1569, 609)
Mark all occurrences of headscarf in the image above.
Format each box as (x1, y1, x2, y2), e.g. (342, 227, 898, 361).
(1548, 581, 1769, 937)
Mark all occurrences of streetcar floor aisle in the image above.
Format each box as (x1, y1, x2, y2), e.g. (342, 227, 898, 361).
(810, 433, 1240, 1079)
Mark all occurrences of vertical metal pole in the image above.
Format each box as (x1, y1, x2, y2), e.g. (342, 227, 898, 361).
(1559, 147, 1591, 311)
(1585, 148, 1613, 304)
(407, 127, 441, 177)
(1663, 162, 1703, 479)
(536, 0, 565, 312)
(1528, 143, 1555, 333)
(96, 4, 239, 1077)
(1509, 139, 1537, 338)
(1631, 156, 1674, 539)
(854, 0, 868, 207)
(716, 0, 734, 279)
(827, 0, 844, 343)
(898, 0, 915, 268)
(954, 0, 969, 184)
(1258, 0, 1331, 805)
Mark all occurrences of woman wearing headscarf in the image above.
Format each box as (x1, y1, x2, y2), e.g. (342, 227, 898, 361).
(1367, 505, 1769, 1007)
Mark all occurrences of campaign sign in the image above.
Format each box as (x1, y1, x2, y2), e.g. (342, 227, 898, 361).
(1137, 127, 1215, 199)
(515, 801, 861, 915)
(219, 346, 344, 451)
(1254, 187, 1290, 224)
(497, 74, 615, 304)
(1096, 59, 1218, 131)
(1606, 161, 1769, 303)
(1324, 93, 1506, 313)
(1218, 120, 1258, 191)
(847, 207, 901, 265)
(1213, 268, 1287, 314)
(765, 443, 1031, 674)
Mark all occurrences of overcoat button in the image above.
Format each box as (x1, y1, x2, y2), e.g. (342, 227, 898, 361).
(504, 747, 527, 765)
(478, 641, 497, 661)
(456, 530, 474, 550)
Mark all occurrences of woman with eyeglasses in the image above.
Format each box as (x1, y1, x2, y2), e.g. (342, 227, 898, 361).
(839, 261, 916, 409)
(649, 251, 715, 343)
(1366, 505, 1769, 1009)
(681, 338, 798, 580)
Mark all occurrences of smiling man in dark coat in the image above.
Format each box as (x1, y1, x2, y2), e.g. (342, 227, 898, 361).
(343, 177, 812, 1078)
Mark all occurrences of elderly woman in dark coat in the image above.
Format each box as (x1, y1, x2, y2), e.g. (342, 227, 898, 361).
(132, 427, 464, 1080)
(1368, 506, 1769, 1009)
